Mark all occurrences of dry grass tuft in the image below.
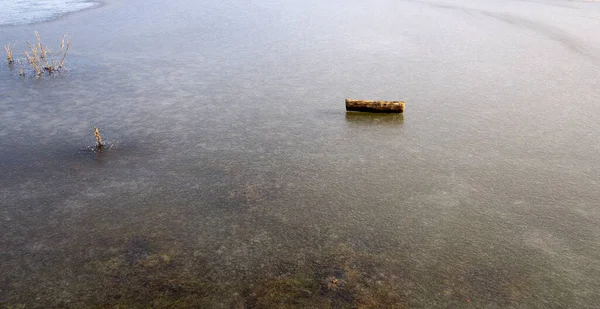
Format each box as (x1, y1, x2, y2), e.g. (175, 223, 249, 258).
(24, 31, 71, 77)
(6, 32, 71, 77)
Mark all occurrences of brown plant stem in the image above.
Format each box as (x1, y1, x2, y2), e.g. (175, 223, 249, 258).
(94, 127, 103, 149)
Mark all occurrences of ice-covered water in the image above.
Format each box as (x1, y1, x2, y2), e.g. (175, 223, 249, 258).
(0, 0, 98, 26)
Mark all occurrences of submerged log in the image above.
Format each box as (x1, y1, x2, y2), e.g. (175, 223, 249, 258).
(345, 98, 405, 113)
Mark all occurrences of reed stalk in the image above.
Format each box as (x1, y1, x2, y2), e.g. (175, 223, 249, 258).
(24, 41, 42, 76)
(17, 60, 24, 76)
(4, 43, 13, 64)
(94, 127, 103, 149)
(57, 35, 71, 70)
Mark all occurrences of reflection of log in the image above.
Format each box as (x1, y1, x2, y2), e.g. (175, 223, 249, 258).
(345, 112, 403, 125)
(345, 98, 405, 113)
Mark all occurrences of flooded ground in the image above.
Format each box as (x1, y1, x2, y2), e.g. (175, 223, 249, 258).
(1, 0, 599, 307)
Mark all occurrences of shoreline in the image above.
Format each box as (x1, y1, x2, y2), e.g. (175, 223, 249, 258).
(0, 0, 104, 28)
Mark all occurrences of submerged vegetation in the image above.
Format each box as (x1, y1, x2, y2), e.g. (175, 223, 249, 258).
(4, 32, 71, 77)
(2, 236, 411, 308)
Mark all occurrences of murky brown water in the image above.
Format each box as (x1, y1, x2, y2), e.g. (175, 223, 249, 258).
(1, 0, 600, 307)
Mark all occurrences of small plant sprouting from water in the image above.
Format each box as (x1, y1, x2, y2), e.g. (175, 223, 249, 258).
(4, 43, 14, 64)
(24, 32, 71, 77)
(5, 32, 71, 77)
(17, 60, 25, 76)
(94, 127, 103, 149)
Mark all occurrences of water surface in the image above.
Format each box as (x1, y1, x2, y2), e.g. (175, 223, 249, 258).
(1, 0, 599, 307)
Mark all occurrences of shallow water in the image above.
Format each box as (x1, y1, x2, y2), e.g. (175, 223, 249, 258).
(1, 0, 600, 307)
